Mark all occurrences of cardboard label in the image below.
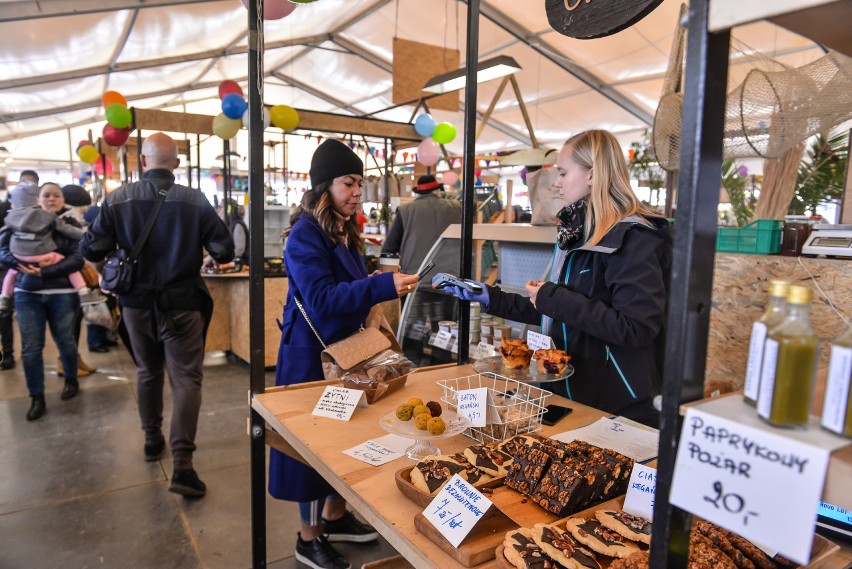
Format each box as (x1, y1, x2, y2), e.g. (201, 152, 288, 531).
(623, 463, 656, 520)
(670, 407, 831, 565)
(424, 474, 493, 548)
(743, 322, 768, 401)
(527, 330, 553, 351)
(311, 386, 367, 421)
(457, 387, 488, 427)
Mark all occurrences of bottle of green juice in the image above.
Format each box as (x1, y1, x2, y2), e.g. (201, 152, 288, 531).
(822, 326, 852, 438)
(743, 280, 789, 406)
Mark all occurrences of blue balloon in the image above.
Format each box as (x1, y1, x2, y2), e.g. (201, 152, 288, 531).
(222, 93, 248, 120)
(414, 113, 435, 137)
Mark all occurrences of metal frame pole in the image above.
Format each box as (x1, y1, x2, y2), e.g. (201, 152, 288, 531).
(650, 1, 729, 566)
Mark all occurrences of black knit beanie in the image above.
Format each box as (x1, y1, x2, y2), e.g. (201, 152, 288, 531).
(309, 139, 364, 188)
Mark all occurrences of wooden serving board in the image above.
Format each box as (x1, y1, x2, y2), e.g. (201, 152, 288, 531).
(414, 509, 518, 568)
(395, 466, 505, 508)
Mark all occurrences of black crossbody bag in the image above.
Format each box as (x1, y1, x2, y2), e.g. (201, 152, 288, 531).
(101, 182, 169, 295)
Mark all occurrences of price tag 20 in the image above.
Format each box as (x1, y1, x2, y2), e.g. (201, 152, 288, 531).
(311, 386, 367, 421)
(457, 387, 488, 427)
(424, 474, 493, 548)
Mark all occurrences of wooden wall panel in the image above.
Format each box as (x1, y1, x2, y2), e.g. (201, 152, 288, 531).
(393, 38, 459, 112)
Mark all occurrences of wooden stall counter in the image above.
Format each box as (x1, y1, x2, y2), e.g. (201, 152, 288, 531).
(203, 273, 287, 367)
(252, 364, 614, 569)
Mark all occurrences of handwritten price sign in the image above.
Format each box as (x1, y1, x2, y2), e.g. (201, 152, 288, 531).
(457, 388, 488, 427)
(424, 474, 493, 547)
(311, 386, 367, 421)
(670, 407, 831, 565)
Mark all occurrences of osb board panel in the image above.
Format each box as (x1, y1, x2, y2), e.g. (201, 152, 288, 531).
(393, 38, 459, 112)
(204, 277, 231, 353)
(134, 108, 214, 135)
(705, 254, 851, 396)
(228, 276, 287, 367)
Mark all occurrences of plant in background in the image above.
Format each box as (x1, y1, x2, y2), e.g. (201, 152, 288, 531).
(789, 129, 848, 216)
(722, 159, 755, 226)
(628, 129, 665, 199)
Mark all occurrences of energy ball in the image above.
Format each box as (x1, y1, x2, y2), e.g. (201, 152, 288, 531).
(407, 397, 424, 408)
(426, 401, 442, 417)
(413, 404, 431, 418)
(396, 404, 414, 421)
(414, 412, 431, 430)
(427, 417, 446, 435)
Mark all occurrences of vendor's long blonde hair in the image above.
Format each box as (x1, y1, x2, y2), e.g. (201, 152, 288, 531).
(565, 130, 658, 247)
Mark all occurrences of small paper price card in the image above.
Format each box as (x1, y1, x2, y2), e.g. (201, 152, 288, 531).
(670, 407, 831, 565)
(311, 386, 367, 421)
(432, 330, 453, 350)
(457, 387, 488, 427)
(623, 463, 656, 520)
(343, 434, 408, 466)
(471, 341, 495, 361)
(424, 474, 493, 548)
(527, 330, 553, 350)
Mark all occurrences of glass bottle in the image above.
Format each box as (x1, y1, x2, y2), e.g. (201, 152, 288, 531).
(821, 326, 852, 438)
(757, 285, 819, 428)
(743, 280, 790, 405)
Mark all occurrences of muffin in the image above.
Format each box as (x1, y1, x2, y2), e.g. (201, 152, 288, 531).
(499, 338, 534, 370)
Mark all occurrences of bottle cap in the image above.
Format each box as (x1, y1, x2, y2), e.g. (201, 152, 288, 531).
(767, 280, 790, 298)
(786, 285, 812, 304)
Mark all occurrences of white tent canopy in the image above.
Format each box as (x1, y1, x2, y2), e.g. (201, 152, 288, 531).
(0, 0, 826, 175)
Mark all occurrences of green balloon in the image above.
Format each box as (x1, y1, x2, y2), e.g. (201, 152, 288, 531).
(105, 103, 132, 129)
(432, 122, 457, 144)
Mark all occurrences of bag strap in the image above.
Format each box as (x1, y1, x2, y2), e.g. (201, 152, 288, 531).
(293, 295, 328, 349)
(128, 181, 170, 262)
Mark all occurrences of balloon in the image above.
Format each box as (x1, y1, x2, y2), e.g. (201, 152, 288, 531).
(289, 0, 318, 3)
(93, 158, 114, 177)
(414, 113, 435, 137)
(240, 0, 298, 19)
(218, 80, 243, 100)
(77, 145, 99, 164)
(417, 137, 440, 167)
(212, 113, 242, 139)
(442, 171, 459, 187)
(105, 103, 132, 128)
(432, 122, 457, 144)
(221, 93, 248, 119)
(269, 105, 300, 130)
(102, 124, 131, 147)
(102, 90, 127, 107)
(242, 107, 271, 130)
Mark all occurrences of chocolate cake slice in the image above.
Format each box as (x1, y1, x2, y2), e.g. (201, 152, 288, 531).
(505, 442, 553, 496)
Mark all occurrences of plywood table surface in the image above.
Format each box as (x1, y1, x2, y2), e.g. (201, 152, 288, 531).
(252, 365, 612, 569)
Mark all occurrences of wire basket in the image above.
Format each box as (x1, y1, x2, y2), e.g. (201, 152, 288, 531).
(437, 373, 552, 443)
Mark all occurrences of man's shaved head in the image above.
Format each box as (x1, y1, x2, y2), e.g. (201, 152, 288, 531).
(141, 132, 179, 171)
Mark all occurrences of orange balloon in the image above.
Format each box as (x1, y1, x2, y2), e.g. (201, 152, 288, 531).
(102, 90, 127, 108)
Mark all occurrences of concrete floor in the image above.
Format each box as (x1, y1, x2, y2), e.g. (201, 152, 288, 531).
(0, 327, 398, 569)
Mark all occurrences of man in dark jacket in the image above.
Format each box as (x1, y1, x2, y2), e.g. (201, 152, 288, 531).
(82, 133, 234, 498)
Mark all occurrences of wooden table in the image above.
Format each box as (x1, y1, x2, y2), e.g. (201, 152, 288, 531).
(252, 364, 612, 569)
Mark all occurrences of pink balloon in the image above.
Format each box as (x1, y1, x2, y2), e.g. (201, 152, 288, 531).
(240, 0, 298, 20)
(93, 158, 114, 176)
(442, 171, 459, 186)
(417, 137, 440, 167)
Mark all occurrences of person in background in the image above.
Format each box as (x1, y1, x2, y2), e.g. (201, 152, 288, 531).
(82, 132, 234, 498)
(217, 198, 249, 267)
(269, 139, 420, 569)
(381, 174, 461, 275)
(445, 130, 672, 427)
(0, 182, 87, 420)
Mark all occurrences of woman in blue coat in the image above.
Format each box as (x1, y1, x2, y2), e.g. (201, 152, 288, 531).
(447, 130, 672, 427)
(269, 139, 420, 569)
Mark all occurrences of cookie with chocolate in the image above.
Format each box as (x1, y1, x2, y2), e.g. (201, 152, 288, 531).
(498, 434, 541, 458)
(531, 523, 600, 569)
(449, 452, 493, 485)
(595, 510, 652, 545)
(410, 455, 466, 495)
(503, 528, 559, 569)
(565, 517, 641, 558)
(463, 443, 513, 477)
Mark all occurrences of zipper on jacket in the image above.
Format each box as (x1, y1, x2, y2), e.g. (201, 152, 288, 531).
(559, 251, 576, 353)
(605, 345, 637, 399)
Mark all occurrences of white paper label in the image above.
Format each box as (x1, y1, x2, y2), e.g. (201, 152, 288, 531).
(311, 386, 367, 421)
(432, 330, 453, 350)
(743, 322, 768, 401)
(471, 341, 496, 361)
(457, 387, 488, 427)
(623, 463, 656, 520)
(343, 434, 409, 466)
(756, 338, 779, 419)
(671, 407, 831, 565)
(424, 474, 493, 548)
(822, 344, 852, 433)
(526, 330, 553, 351)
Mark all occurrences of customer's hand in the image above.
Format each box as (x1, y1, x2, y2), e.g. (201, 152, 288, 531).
(445, 281, 489, 306)
(202, 255, 219, 271)
(526, 280, 544, 306)
(16, 263, 42, 277)
(393, 272, 420, 297)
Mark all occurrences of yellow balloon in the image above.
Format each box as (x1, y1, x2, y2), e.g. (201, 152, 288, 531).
(212, 113, 242, 140)
(78, 145, 99, 164)
(270, 105, 299, 130)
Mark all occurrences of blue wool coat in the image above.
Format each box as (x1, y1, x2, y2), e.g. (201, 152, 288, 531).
(269, 214, 397, 503)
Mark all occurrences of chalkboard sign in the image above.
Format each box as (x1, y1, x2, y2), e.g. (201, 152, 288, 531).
(545, 0, 664, 39)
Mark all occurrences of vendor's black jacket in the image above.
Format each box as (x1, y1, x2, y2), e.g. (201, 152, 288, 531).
(486, 216, 672, 426)
(0, 208, 85, 291)
(81, 169, 233, 311)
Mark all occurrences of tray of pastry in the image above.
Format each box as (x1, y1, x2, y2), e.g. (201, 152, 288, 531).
(395, 464, 504, 508)
(473, 339, 574, 383)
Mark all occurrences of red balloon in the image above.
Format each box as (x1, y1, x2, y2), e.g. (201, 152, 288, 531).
(103, 124, 131, 147)
(218, 80, 243, 100)
(93, 158, 114, 177)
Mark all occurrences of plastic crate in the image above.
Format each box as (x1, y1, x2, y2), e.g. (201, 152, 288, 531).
(716, 220, 784, 255)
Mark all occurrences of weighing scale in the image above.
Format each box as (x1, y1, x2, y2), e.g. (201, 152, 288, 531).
(801, 224, 852, 258)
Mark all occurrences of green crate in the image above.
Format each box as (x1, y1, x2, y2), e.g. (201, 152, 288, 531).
(716, 220, 784, 255)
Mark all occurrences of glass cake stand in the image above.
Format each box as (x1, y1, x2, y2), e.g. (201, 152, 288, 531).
(379, 410, 471, 460)
(472, 355, 574, 384)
